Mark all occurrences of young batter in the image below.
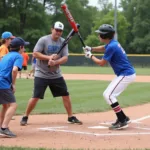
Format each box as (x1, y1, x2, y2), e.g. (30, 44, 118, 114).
(83, 24, 136, 130)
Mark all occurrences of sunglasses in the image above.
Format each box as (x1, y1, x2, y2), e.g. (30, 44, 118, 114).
(55, 29, 63, 33)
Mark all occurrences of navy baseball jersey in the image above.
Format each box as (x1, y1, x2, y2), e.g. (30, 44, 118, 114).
(103, 39, 135, 76)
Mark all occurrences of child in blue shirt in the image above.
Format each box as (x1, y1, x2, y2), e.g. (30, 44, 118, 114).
(0, 37, 29, 137)
(83, 24, 136, 130)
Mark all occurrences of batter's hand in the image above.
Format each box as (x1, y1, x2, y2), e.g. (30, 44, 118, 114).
(85, 51, 93, 59)
(83, 46, 92, 52)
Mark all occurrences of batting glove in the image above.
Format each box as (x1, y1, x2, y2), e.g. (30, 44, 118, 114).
(83, 46, 92, 52)
(85, 51, 93, 59)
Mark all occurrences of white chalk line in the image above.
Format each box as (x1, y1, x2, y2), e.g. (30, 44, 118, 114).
(38, 127, 150, 137)
(99, 121, 141, 125)
(99, 115, 150, 125)
(132, 115, 150, 122)
(38, 115, 150, 137)
(41, 126, 68, 129)
(88, 126, 108, 129)
(134, 127, 150, 131)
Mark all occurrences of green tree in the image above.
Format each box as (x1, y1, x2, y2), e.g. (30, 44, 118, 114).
(120, 0, 150, 54)
(130, 0, 150, 53)
(0, 0, 51, 51)
(86, 10, 130, 49)
(120, 0, 136, 52)
(0, 0, 98, 53)
(61, 0, 98, 53)
(98, 0, 113, 15)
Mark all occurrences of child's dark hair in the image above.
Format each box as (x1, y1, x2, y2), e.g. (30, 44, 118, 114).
(9, 47, 20, 52)
(0, 39, 7, 46)
(9, 46, 22, 52)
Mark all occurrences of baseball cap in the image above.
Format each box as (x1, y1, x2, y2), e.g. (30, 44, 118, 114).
(10, 37, 30, 48)
(1, 31, 15, 39)
(54, 21, 64, 30)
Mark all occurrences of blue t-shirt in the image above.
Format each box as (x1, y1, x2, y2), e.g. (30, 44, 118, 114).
(0, 51, 23, 89)
(103, 39, 135, 76)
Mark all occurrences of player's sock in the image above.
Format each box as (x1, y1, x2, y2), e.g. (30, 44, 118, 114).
(1, 128, 7, 130)
(111, 102, 126, 123)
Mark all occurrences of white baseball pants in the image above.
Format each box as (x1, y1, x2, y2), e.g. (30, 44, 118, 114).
(103, 74, 136, 105)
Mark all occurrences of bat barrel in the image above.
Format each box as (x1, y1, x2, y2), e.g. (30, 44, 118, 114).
(61, 4, 78, 32)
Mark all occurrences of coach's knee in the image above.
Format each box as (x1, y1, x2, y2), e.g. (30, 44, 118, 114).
(9, 103, 18, 110)
(30, 98, 39, 104)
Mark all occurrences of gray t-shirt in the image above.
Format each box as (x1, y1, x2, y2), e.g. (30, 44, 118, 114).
(34, 34, 68, 79)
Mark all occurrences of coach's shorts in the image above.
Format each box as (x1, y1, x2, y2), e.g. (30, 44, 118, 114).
(32, 77, 69, 99)
(0, 89, 16, 104)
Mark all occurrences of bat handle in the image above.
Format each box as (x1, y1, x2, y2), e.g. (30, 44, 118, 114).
(77, 32, 86, 47)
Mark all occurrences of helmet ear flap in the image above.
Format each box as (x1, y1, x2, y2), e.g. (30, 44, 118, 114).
(100, 34, 107, 39)
(100, 32, 115, 39)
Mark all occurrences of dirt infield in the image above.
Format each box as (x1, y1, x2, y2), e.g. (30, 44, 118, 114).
(0, 74, 150, 149)
(22, 73, 150, 82)
(62, 74, 150, 82)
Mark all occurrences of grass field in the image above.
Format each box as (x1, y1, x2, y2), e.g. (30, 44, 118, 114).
(27, 65, 150, 75)
(61, 66, 150, 75)
(11, 66, 150, 114)
(1, 66, 150, 150)
(14, 79, 150, 115)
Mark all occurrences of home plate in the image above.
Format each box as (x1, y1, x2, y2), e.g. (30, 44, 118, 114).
(88, 125, 108, 129)
(99, 122, 113, 125)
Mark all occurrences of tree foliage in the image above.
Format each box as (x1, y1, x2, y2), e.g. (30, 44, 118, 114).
(0, 0, 150, 53)
(86, 10, 130, 50)
(120, 0, 150, 53)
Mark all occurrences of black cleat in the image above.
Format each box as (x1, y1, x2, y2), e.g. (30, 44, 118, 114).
(68, 116, 82, 125)
(20, 116, 28, 126)
(109, 120, 128, 130)
(112, 116, 131, 126)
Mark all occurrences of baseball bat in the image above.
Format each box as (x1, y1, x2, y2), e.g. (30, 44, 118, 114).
(48, 27, 80, 67)
(61, 3, 78, 32)
(57, 28, 76, 55)
(61, 3, 86, 47)
(48, 29, 75, 68)
(76, 24, 86, 47)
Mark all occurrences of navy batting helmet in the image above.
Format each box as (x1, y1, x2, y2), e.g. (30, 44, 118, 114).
(95, 24, 115, 39)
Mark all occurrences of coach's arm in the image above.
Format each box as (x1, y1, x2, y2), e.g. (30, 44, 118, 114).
(33, 51, 54, 61)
